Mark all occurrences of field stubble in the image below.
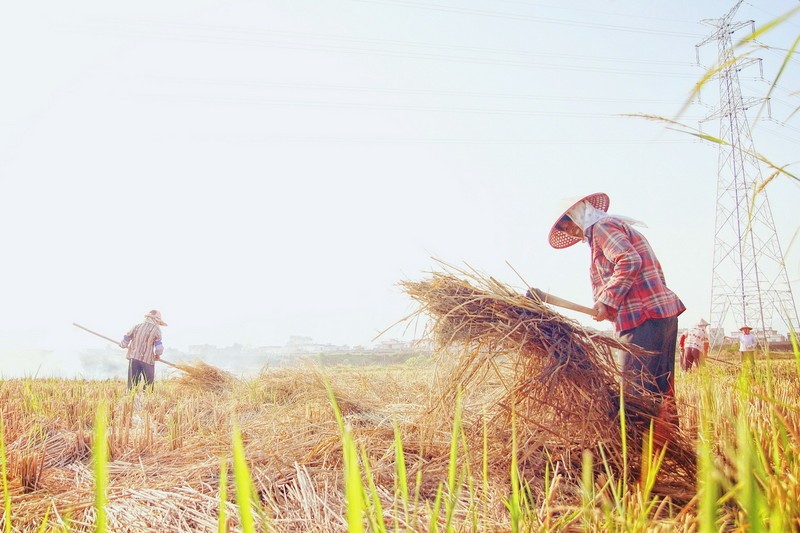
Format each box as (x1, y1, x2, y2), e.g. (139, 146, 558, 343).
(0, 357, 799, 531)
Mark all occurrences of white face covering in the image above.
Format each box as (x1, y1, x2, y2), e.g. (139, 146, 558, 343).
(566, 201, 647, 240)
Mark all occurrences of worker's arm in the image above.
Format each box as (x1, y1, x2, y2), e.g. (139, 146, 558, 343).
(154, 338, 164, 361)
(591, 219, 642, 317)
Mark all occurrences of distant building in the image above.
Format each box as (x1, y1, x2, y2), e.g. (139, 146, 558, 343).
(375, 339, 414, 352)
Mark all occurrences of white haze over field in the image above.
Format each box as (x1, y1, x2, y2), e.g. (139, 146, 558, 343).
(1, 1, 799, 378)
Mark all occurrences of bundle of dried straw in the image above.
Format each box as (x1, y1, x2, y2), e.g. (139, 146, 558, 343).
(171, 361, 235, 393)
(401, 266, 696, 497)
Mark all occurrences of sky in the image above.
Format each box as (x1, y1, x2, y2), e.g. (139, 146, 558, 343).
(1, 0, 799, 377)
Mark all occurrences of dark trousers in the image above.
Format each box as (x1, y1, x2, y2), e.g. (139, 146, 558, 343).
(619, 316, 679, 428)
(128, 359, 155, 390)
(682, 347, 702, 371)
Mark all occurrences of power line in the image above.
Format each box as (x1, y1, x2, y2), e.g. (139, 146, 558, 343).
(74, 20, 696, 69)
(353, 0, 704, 39)
(149, 76, 690, 105)
(73, 21, 700, 78)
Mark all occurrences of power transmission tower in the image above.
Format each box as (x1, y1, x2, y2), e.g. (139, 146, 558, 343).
(696, 0, 798, 346)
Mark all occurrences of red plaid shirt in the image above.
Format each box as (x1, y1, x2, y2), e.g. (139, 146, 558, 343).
(586, 218, 685, 333)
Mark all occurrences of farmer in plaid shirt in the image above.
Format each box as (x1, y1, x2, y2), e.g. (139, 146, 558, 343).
(548, 192, 685, 437)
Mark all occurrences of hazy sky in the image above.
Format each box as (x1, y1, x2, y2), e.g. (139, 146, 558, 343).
(2, 1, 799, 377)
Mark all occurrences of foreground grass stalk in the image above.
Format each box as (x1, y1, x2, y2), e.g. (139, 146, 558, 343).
(581, 449, 594, 530)
(1, 417, 10, 533)
(507, 412, 521, 533)
(93, 402, 109, 533)
(360, 447, 386, 533)
(231, 423, 256, 533)
(482, 415, 489, 532)
(697, 386, 719, 533)
(218, 457, 228, 533)
(443, 393, 463, 531)
(735, 390, 766, 532)
(324, 379, 365, 533)
(393, 422, 409, 529)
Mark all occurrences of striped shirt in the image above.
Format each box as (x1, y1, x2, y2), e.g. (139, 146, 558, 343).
(587, 218, 685, 333)
(122, 322, 164, 365)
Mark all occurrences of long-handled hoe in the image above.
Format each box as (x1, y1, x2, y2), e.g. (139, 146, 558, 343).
(73, 322, 233, 391)
(72, 322, 178, 368)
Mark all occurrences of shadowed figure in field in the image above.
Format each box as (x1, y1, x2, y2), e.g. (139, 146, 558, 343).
(546, 192, 685, 444)
(681, 319, 710, 371)
(121, 309, 167, 390)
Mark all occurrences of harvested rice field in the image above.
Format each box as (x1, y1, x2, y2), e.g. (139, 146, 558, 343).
(1, 273, 799, 531)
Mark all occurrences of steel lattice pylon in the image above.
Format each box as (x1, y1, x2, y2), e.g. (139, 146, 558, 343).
(697, 1, 798, 345)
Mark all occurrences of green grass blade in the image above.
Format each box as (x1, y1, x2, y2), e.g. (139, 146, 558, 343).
(443, 392, 463, 530)
(428, 483, 443, 533)
(37, 506, 51, 533)
(218, 457, 228, 533)
(581, 449, 594, 529)
(698, 388, 719, 533)
(231, 423, 256, 533)
(361, 446, 386, 533)
(736, 407, 766, 533)
(1, 416, 10, 533)
(393, 421, 409, 527)
(324, 379, 365, 533)
(93, 401, 109, 533)
(508, 411, 520, 533)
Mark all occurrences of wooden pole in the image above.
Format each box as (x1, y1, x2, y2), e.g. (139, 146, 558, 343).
(73, 322, 175, 367)
(72, 323, 121, 345)
(529, 288, 598, 317)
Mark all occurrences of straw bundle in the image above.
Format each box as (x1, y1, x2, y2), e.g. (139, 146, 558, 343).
(401, 268, 696, 496)
(171, 361, 235, 393)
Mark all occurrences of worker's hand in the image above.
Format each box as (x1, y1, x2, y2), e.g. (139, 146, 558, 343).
(154, 355, 161, 361)
(524, 288, 534, 299)
(119, 342, 126, 349)
(593, 301, 612, 322)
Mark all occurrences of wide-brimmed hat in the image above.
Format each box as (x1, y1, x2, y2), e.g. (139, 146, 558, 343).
(548, 192, 610, 249)
(145, 309, 168, 326)
(739, 325, 752, 331)
(697, 319, 709, 327)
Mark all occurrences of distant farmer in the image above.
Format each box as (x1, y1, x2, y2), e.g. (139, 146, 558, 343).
(681, 319, 710, 371)
(738, 325, 757, 365)
(121, 310, 167, 390)
(547, 192, 685, 439)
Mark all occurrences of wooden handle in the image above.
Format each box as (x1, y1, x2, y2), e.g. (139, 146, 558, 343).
(74, 323, 175, 366)
(530, 288, 598, 317)
(73, 323, 122, 345)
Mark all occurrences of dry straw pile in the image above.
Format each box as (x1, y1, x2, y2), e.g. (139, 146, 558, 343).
(401, 267, 697, 498)
(171, 360, 236, 393)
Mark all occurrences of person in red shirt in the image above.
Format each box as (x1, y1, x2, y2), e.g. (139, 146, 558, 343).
(548, 192, 686, 438)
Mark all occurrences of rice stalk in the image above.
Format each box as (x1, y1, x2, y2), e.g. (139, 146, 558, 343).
(231, 423, 256, 533)
(92, 402, 109, 533)
(401, 268, 696, 499)
(325, 379, 365, 533)
(173, 361, 235, 393)
(1, 416, 10, 533)
(218, 457, 228, 533)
